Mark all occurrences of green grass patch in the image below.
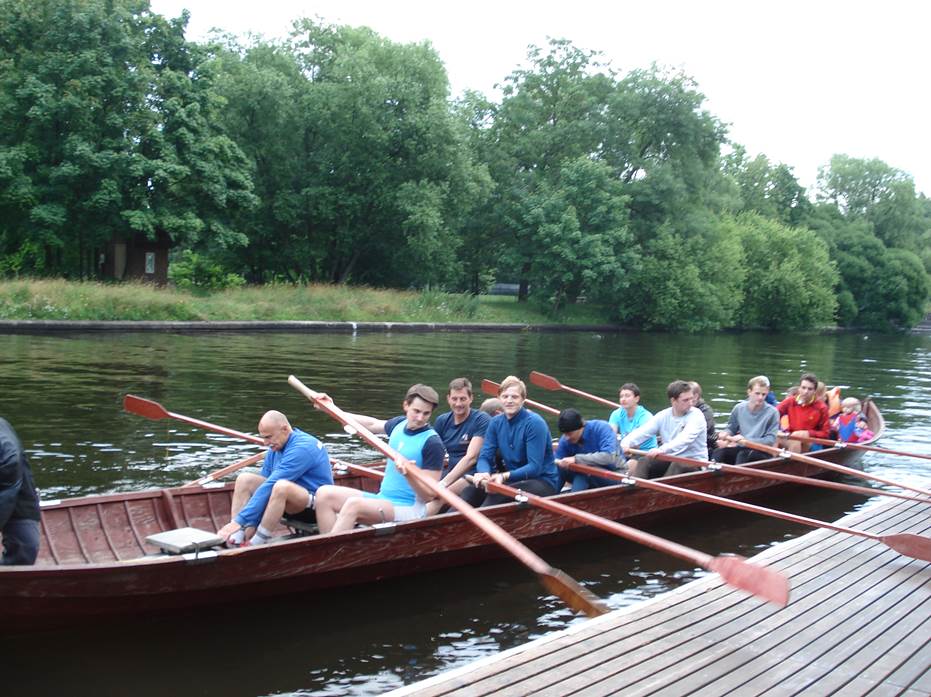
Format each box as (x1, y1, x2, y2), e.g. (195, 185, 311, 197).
(0, 279, 617, 325)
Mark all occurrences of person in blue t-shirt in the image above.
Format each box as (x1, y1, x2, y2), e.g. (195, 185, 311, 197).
(218, 410, 334, 546)
(314, 384, 446, 534)
(466, 375, 560, 507)
(608, 383, 657, 451)
(425, 378, 491, 515)
(554, 409, 622, 492)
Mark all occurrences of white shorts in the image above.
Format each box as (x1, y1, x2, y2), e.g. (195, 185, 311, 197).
(391, 500, 427, 522)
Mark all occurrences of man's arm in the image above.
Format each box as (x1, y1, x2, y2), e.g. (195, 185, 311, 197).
(441, 436, 485, 486)
(620, 413, 660, 453)
(342, 412, 388, 435)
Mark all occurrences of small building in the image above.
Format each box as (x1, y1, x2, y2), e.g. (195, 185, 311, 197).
(102, 230, 171, 285)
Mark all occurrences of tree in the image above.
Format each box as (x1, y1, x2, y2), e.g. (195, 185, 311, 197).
(722, 146, 811, 226)
(0, 0, 255, 278)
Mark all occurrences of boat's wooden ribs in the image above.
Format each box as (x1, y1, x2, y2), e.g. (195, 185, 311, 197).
(95, 503, 123, 562)
(123, 499, 147, 557)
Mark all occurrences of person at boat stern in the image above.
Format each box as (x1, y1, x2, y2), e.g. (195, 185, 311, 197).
(554, 408, 622, 492)
(0, 417, 41, 565)
(217, 410, 333, 546)
(776, 372, 830, 453)
(425, 378, 491, 515)
(464, 375, 560, 506)
(313, 384, 446, 533)
(620, 380, 708, 478)
(712, 376, 781, 465)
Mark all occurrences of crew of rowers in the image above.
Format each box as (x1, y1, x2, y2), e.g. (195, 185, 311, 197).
(217, 372, 872, 546)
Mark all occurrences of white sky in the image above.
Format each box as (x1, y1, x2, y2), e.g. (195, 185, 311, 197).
(151, 0, 931, 197)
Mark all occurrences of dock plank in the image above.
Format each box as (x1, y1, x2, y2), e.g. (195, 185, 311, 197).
(388, 498, 931, 697)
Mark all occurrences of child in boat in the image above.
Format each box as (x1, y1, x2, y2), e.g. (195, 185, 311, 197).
(831, 398, 873, 442)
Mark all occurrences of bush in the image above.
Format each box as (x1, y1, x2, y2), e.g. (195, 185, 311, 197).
(168, 251, 245, 292)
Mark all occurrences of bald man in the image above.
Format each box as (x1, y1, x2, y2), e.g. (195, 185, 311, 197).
(217, 411, 333, 546)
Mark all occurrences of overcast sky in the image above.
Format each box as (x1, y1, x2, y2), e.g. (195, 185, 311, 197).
(150, 0, 931, 197)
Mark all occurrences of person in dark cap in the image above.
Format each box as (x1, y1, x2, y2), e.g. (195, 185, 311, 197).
(0, 417, 40, 565)
(313, 384, 446, 533)
(554, 408, 622, 492)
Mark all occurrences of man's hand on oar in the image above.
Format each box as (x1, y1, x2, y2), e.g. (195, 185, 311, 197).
(742, 439, 931, 499)
(565, 461, 931, 562)
(287, 375, 609, 618)
(529, 371, 620, 409)
(478, 478, 789, 607)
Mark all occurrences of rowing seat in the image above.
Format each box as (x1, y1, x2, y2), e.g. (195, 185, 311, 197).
(282, 509, 319, 536)
(145, 527, 224, 554)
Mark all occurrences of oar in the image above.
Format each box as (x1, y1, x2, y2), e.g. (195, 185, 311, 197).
(479, 479, 789, 606)
(287, 375, 609, 618)
(742, 440, 931, 498)
(787, 434, 931, 462)
(529, 371, 620, 409)
(480, 379, 560, 416)
(565, 462, 931, 562)
(184, 451, 266, 488)
(626, 448, 929, 504)
(125, 394, 385, 482)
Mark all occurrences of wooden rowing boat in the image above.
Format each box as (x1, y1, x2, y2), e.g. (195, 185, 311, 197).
(0, 401, 885, 630)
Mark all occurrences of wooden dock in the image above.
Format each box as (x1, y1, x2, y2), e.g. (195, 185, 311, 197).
(388, 497, 931, 696)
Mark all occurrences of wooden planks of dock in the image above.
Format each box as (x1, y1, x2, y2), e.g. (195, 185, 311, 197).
(388, 497, 931, 696)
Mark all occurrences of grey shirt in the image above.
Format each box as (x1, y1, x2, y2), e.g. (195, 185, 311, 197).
(724, 400, 780, 445)
(621, 406, 708, 462)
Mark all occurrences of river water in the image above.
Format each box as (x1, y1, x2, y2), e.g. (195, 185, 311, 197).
(1, 329, 929, 696)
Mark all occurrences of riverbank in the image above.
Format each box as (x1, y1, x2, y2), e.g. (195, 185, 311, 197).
(0, 279, 613, 326)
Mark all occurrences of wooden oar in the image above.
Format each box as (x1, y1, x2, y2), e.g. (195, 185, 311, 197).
(566, 462, 931, 562)
(787, 434, 931, 462)
(480, 379, 560, 416)
(287, 375, 609, 618)
(743, 440, 931, 498)
(184, 451, 266, 488)
(125, 394, 386, 483)
(480, 479, 789, 606)
(529, 371, 620, 409)
(626, 448, 928, 504)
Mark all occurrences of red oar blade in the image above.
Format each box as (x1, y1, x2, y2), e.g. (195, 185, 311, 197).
(707, 555, 789, 607)
(480, 379, 500, 397)
(123, 394, 171, 420)
(880, 533, 931, 562)
(529, 371, 562, 391)
(540, 569, 610, 618)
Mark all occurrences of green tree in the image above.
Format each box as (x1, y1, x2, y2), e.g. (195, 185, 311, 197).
(723, 146, 811, 226)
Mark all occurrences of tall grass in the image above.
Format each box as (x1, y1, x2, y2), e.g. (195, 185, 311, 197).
(0, 279, 615, 325)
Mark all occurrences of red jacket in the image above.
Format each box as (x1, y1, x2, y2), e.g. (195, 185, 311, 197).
(777, 396, 830, 438)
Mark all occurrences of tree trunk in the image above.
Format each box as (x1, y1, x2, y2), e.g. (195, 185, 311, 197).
(518, 261, 531, 302)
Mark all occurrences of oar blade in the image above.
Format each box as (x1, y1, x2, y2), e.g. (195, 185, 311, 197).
(880, 533, 931, 562)
(540, 568, 610, 618)
(707, 555, 789, 607)
(123, 394, 170, 420)
(480, 379, 499, 397)
(529, 371, 562, 391)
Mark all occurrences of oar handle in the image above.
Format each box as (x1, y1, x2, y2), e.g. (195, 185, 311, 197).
(480, 379, 560, 416)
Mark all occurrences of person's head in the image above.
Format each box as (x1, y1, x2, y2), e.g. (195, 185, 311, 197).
(688, 381, 703, 401)
(479, 397, 504, 416)
(618, 383, 642, 410)
(746, 376, 769, 408)
(258, 410, 293, 452)
(797, 372, 818, 404)
(403, 383, 439, 429)
(497, 375, 527, 417)
(446, 377, 474, 418)
(815, 381, 827, 401)
(841, 397, 861, 414)
(558, 408, 586, 443)
(667, 380, 694, 416)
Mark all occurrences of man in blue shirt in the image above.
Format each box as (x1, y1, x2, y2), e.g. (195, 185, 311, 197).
(425, 378, 491, 515)
(554, 409, 621, 492)
(314, 384, 446, 533)
(218, 410, 333, 546)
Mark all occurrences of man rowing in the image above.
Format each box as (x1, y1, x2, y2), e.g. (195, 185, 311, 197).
(217, 410, 333, 546)
(554, 408, 621, 492)
(776, 372, 830, 453)
(712, 376, 780, 465)
(313, 384, 445, 533)
(425, 378, 491, 515)
(464, 375, 560, 506)
(620, 380, 708, 478)
(607, 382, 657, 450)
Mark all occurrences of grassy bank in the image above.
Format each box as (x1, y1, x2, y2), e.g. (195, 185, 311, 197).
(0, 279, 615, 325)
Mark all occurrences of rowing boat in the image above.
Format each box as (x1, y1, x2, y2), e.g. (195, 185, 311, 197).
(0, 401, 885, 630)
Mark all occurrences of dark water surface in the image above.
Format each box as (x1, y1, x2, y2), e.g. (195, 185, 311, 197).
(1, 330, 929, 696)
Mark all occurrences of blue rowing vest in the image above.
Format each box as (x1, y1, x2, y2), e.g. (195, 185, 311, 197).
(378, 419, 438, 506)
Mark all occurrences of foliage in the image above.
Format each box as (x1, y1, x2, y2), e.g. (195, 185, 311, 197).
(723, 146, 812, 226)
(168, 250, 245, 292)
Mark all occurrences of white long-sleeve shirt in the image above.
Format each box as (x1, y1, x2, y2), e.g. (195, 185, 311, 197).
(621, 406, 708, 461)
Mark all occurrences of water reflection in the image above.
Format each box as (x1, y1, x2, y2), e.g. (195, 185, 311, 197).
(0, 330, 929, 695)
